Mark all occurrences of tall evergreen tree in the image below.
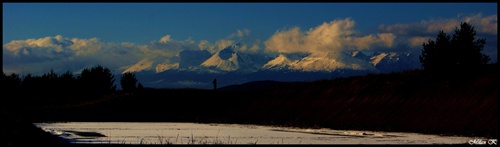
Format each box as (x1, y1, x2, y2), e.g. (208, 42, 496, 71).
(120, 72, 138, 93)
(59, 70, 76, 101)
(419, 22, 490, 74)
(419, 31, 452, 72)
(451, 22, 490, 67)
(77, 65, 116, 96)
(2, 72, 22, 105)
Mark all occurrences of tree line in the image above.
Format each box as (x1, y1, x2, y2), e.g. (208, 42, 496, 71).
(1, 65, 141, 106)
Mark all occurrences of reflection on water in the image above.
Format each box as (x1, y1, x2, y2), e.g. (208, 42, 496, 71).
(34, 122, 474, 144)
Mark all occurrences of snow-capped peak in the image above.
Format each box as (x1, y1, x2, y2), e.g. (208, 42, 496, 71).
(292, 55, 347, 71)
(351, 51, 370, 60)
(370, 52, 388, 66)
(200, 44, 258, 72)
(261, 51, 378, 72)
(351, 51, 362, 57)
(262, 54, 293, 70)
(201, 46, 239, 71)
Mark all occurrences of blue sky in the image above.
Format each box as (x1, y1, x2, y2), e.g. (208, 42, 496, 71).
(2, 2, 498, 76)
(3, 3, 496, 44)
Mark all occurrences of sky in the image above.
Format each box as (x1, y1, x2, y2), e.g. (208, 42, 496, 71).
(2, 2, 498, 76)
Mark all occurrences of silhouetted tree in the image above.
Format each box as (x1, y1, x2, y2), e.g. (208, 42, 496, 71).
(21, 73, 36, 92)
(42, 69, 58, 80)
(2, 72, 22, 106)
(120, 72, 138, 93)
(137, 82, 144, 91)
(2, 72, 20, 94)
(77, 65, 116, 96)
(213, 78, 217, 91)
(419, 22, 490, 75)
(40, 69, 59, 98)
(3, 72, 22, 91)
(59, 70, 77, 102)
(419, 31, 453, 73)
(20, 73, 43, 104)
(60, 70, 75, 82)
(451, 22, 490, 66)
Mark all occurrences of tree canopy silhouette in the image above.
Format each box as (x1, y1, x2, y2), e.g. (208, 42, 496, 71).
(137, 82, 144, 91)
(1, 72, 21, 97)
(120, 72, 138, 93)
(77, 65, 116, 96)
(419, 22, 490, 74)
(2, 65, 123, 107)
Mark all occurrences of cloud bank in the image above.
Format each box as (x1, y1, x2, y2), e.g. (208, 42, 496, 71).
(379, 13, 497, 48)
(3, 29, 264, 75)
(3, 14, 497, 76)
(264, 18, 396, 59)
(378, 13, 497, 63)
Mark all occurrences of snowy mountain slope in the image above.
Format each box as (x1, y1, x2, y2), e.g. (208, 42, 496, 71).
(200, 44, 264, 73)
(351, 51, 370, 61)
(200, 45, 239, 71)
(262, 54, 294, 70)
(369, 52, 420, 73)
(292, 54, 348, 71)
(261, 52, 379, 72)
(132, 44, 421, 89)
(370, 52, 390, 66)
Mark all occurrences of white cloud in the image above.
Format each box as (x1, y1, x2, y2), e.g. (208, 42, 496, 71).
(249, 39, 261, 52)
(215, 39, 234, 51)
(2, 35, 176, 75)
(198, 40, 216, 53)
(139, 44, 175, 57)
(264, 27, 306, 54)
(159, 35, 171, 43)
(196, 29, 260, 54)
(149, 35, 202, 56)
(348, 35, 377, 50)
(228, 29, 250, 39)
(69, 38, 103, 56)
(4, 35, 73, 57)
(379, 13, 497, 35)
(4, 40, 28, 55)
(264, 18, 397, 57)
(377, 33, 396, 48)
(378, 13, 497, 62)
(408, 36, 432, 48)
(4, 14, 495, 76)
(463, 14, 497, 34)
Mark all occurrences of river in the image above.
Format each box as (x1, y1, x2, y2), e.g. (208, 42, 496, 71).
(34, 122, 479, 144)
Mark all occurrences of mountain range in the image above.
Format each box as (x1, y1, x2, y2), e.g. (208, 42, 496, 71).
(130, 44, 421, 89)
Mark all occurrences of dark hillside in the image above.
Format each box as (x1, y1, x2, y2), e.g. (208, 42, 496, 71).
(4, 65, 497, 146)
(238, 67, 497, 137)
(31, 67, 497, 137)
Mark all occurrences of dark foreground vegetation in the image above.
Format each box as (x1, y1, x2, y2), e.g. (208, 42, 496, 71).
(2, 63, 497, 146)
